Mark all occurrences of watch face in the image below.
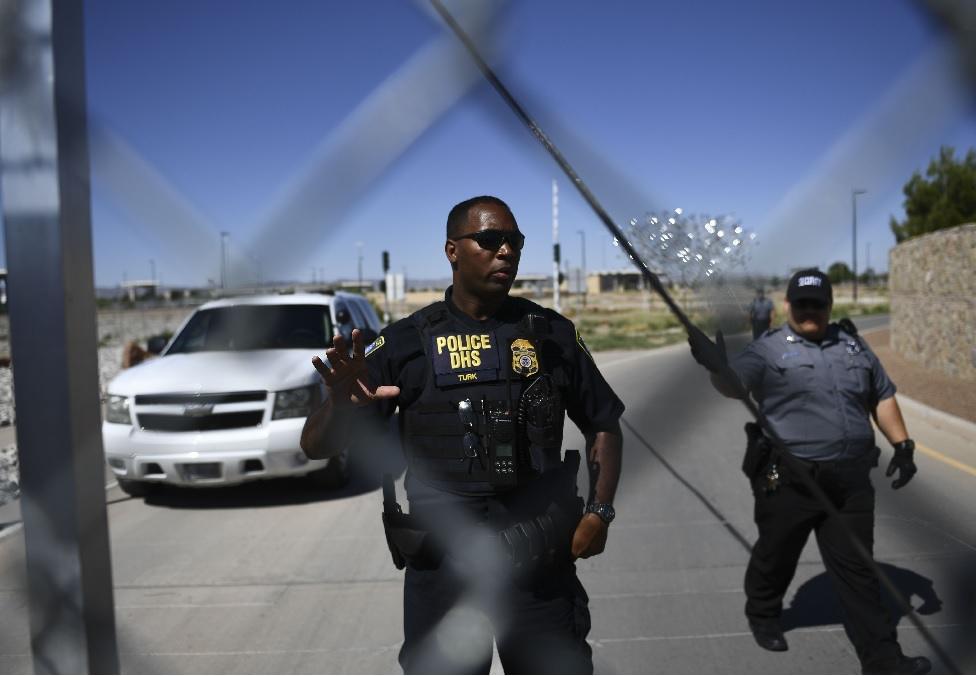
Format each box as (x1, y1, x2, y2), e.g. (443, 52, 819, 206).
(588, 503, 615, 523)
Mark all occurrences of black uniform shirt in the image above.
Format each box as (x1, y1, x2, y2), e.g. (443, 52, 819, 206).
(731, 323, 896, 461)
(363, 287, 624, 502)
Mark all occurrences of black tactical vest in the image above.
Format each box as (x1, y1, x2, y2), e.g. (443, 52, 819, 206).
(400, 301, 568, 496)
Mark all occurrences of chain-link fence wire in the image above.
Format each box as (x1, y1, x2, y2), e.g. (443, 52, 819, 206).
(2, 0, 975, 671)
(430, 0, 973, 670)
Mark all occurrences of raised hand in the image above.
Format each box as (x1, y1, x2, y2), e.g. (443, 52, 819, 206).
(311, 329, 399, 408)
(687, 324, 729, 374)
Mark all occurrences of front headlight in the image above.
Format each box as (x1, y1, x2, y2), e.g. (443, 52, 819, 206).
(273, 385, 317, 420)
(105, 394, 132, 424)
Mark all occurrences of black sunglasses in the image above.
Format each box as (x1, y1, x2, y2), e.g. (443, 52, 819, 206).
(452, 229, 525, 251)
(792, 298, 828, 311)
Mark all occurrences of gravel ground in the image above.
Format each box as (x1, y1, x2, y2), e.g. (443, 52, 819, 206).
(864, 328, 976, 424)
(0, 306, 194, 506)
(0, 444, 16, 507)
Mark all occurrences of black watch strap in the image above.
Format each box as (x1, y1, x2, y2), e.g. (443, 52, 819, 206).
(894, 439, 915, 453)
(585, 502, 615, 525)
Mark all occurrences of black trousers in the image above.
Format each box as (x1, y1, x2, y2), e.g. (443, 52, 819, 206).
(745, 460, 901, 667)
(399, 560, 592, 674)
(751, 318, 771, 339)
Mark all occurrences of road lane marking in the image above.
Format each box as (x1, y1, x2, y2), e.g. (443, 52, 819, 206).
(915, 442, 976, 479)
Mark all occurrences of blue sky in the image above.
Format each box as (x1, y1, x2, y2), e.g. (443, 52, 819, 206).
(1, 0, 973, 287)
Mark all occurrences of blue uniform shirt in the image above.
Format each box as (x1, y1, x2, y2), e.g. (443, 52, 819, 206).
(731, 323, 896, 461)
(749, 297, 774, 322)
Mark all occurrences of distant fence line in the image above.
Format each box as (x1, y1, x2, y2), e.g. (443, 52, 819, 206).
(889, 223, 976, 382)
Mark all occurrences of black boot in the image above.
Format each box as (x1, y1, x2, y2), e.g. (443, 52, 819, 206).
(748, 620, 788, 652)
(862, 655, 931, 675)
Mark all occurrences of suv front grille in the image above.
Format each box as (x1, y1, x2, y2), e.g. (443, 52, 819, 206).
(135, 391, 267, 405)
(138, 411, 264, 432)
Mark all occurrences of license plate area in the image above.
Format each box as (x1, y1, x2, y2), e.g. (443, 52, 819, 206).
(180, 462, 222, 482)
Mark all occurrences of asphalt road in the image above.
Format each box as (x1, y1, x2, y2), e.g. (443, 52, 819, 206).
(1, 315, 974, 674)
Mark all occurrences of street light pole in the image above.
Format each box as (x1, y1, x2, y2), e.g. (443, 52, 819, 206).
(220, 231, 229, 289)
(865, 241, 871, 289)
(852, 189, 866, 304)
(357, 241, 364, 291)
(577, 229, 586, 308)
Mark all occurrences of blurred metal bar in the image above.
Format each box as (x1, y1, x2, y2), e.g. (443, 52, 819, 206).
(0, 1, 119, 673)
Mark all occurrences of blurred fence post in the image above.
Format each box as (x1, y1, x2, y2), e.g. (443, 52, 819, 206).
(0, 1, 119, 673)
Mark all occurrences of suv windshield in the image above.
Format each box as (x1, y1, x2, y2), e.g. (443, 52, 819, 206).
(167, 305, 333, 353)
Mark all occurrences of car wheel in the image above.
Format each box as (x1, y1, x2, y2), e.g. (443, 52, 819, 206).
(117, 478, 151, 498)
(307, 448, 350, 490)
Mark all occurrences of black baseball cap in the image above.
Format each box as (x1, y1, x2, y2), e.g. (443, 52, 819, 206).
(786, 268, 832, 304)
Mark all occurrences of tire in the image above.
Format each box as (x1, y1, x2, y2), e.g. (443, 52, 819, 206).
(306, 448, 350, 490)
(118, 478, 151, 498)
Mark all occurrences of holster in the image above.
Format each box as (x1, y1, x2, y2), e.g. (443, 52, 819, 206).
(499, 450, 583, 570)
(380, 452, 582, 573)
(743, 422, 773, 480)
(381, 474, 443, 570)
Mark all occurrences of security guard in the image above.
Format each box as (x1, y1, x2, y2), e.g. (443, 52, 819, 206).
(748, 287, 775, 339)
(689, 268, 930, 675)
(301, 196, 624, 674)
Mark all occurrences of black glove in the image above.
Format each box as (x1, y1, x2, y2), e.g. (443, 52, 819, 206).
(688, 325, 745, 397)
(885, 439, 917, 489)
(687, 325, 728, 374)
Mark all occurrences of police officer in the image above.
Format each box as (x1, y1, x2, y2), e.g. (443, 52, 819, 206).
(301, 196, 624, 674)
(689, 268, 929, 675)
(748, 287, 775, 339)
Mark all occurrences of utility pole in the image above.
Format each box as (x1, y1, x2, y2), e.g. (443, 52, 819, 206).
(852, 189, 866, 304)
(577, 229, 587, 308)
(382, 250, 391, 322)
(357, 241, 364, 291)
(220, 231, 229, 289)
(865, 241, 871, 288)
(552, 179, 560, 312)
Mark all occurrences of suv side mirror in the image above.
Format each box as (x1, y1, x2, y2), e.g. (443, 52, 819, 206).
(146, 335, 168, 355)
(336, 309, 352, 325)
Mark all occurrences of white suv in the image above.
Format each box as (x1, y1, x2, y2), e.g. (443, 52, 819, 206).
(102, 292, 381, 497)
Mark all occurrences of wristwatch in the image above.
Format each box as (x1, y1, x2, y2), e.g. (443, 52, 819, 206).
(585, 502, 616, 525)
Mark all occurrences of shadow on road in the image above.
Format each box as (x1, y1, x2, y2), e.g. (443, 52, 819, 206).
(781, 562, 943, 632)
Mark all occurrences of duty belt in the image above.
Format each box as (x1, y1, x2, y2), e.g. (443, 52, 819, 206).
(789, 447, 880, 473)
(380, 451, 582, 571)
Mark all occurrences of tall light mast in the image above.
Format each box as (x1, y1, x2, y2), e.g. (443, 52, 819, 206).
(552, 179, 560, 312)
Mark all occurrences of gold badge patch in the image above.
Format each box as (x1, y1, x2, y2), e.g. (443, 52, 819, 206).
(511, 338, 539, 377)
(364, 335, 385, 357)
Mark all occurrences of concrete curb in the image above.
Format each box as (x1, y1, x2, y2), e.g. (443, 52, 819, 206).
(896, 393, 976, 443)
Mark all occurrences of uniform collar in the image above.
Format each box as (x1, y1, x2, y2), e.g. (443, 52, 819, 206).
(781, 322, 841, 348)
(443, 285, 518, 330)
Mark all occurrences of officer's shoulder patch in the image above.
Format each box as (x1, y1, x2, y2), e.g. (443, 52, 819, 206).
(364, 335, 385, 358)
(576, 328, 594, 360)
